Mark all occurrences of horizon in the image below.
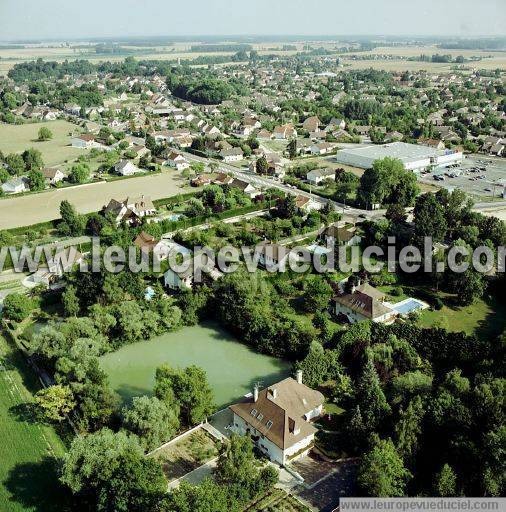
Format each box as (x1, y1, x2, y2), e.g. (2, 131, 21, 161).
(1, 0, 505, 41)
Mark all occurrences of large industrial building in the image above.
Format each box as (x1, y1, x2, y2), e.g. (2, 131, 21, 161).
(335, 142, 463, 172)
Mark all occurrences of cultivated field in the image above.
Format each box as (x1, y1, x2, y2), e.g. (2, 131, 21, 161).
(0, 41, 301, 75)
(0, 120, 83, 167)
(0, 170, 187, 229)
(0, 334, 66, 512)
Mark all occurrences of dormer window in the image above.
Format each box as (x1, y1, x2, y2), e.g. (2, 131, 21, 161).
(251, 409, 258, 416)
(266, 420, 273, 429)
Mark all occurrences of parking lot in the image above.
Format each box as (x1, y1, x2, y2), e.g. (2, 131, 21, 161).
(419, 155, 506, 200)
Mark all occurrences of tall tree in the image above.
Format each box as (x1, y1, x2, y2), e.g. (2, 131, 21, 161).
(122, 396, 179, 452)
(395, 396, 424, 463)
(358, 438, 411, 497)
(413, 193, 447, 244)
(434, 463, 457, 497)
(355, 358, 391, 431)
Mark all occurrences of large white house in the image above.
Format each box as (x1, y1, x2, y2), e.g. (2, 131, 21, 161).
(333, 280, 397, 324)
(230, 372, 324, 465)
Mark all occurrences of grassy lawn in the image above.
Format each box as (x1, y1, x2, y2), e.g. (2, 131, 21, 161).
(0, 334, 67, 512)
(0, 121, 83, 167)
(378, 285, 410, 304)
(150, 429, 219, 482)
(417, 293, 506, 339)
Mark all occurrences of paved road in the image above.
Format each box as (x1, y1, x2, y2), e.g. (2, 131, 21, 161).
(0, 172, 186, 230)
(177, 149, 383, 219)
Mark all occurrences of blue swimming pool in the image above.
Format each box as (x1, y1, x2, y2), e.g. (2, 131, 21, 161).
(392, 299, 425, 315)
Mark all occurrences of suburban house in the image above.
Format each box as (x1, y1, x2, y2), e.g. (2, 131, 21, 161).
(104, 199, 140, 225)
(163, 265, 194, 290)
(125, 195, 156, 217)
(1, 177, 29, 195)
(306, 168, 335, 185)
(302, 115, 321, 133)
(163, 250, 223, 290)
(333, 279, 397, 324)
(220, 147, 244, 163)
(30, 247, 84, 288)
(229, 371, 324, 465)
(229, 178, 259, 198)
(310, 142, 335, 155)
(71, 134, 97, 149)
(295, 195, 321, 213)
(273, 123, 297, 140)
(115, 160, 142, 176)
(254, 241, 292, 270)
(326, 118, 346, 131)
(322, 225, 362, 246)
(103, 195, 155, 225)
(213, 172, 234, 185)
(164, 151, 190, 171)
(42, 168, 65, 186)
(418, 138, 445, 150)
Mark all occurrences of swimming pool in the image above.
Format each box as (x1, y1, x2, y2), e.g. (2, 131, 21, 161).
(391, 298, 427, 315)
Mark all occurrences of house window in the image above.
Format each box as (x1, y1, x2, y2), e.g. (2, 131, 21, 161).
(257, 413, 264, 421)
(266, 420, 273, 429)
(251, 409, 258, 416)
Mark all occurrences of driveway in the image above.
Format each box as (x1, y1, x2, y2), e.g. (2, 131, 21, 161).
(290, 454, 359, 512)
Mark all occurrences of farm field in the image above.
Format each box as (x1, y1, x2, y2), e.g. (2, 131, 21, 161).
(0, 169, 187, 229)
(0, 42, 300, 76)
(0, 121, 83, 167)
(100, 322, 291, 408)
(0, 334, 66, 512)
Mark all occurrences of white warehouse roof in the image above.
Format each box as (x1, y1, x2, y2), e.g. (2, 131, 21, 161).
(335, 142, 462, 171)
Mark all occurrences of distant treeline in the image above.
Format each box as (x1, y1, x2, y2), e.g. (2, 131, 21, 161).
(439, 38, 506, 50)
(189, 44, 252, 53)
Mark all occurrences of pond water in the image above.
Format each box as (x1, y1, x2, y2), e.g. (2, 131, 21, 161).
(100, 322, 291, 408)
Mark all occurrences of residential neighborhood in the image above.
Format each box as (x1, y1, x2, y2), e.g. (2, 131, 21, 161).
(0, 4, 505, 512)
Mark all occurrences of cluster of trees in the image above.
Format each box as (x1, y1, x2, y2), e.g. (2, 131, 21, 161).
(212, 270, 317, 359)
(0, 147, 45, 191)
(357, 157, 420, 208)
(166, 74, 239, 105)
(8, 58, 96, 82)
(362, 188, 506, 306)
(59, 429, 276, 512)
(296, 319, 504, 496)
(185, 184, 253, 217)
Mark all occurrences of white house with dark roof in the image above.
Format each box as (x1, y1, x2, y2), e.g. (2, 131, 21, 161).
(333, 279, 397, 324)
(229, 371, 324, 465)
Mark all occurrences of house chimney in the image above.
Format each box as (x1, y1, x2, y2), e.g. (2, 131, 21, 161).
(296, 370, 303, 385)
(270, 387, 278, 399)
(253, 385, 259, 402)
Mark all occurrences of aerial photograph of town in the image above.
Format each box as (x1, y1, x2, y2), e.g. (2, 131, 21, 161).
(0, 0, 504, 511)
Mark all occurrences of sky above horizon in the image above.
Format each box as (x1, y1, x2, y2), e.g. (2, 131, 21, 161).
(0, 0, 505, 41)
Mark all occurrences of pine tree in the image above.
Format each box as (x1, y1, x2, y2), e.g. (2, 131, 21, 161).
(434, 464, 457, 497)
(356, 358, 391, 431)
(358, 438, 411, 497)
(395, 396, 424, 463)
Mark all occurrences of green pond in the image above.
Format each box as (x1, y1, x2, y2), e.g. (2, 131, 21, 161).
(100, 322, 291, 408)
